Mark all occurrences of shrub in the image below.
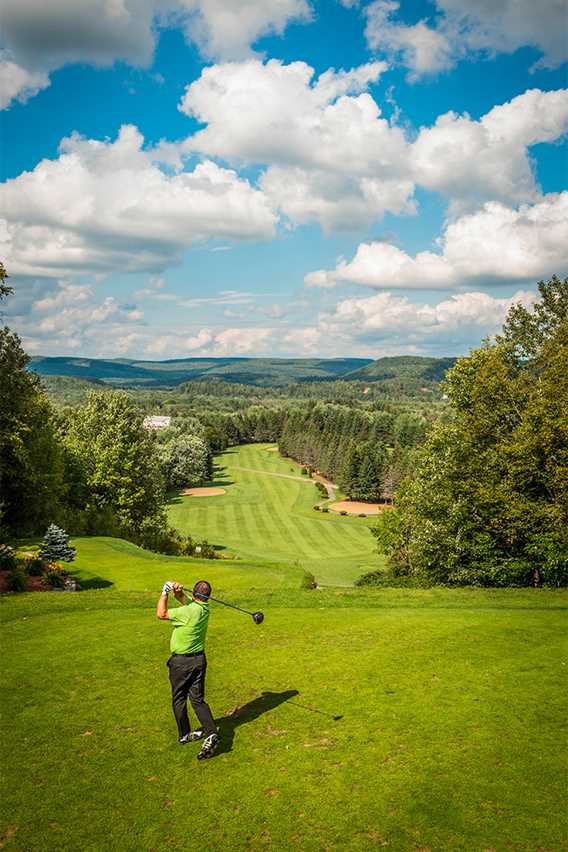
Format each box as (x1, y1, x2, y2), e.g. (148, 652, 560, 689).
(340, 510, 348, 516)
(301, 571, 317, 589)
(178, 536, 196, 556)
(355, 570, 429, 588)
(0, 545, 16, 571)
(301, 467, 308, 475)
(195, 540, 217, 559)
(7, 568, 27, 592)
(45, 568, 66, 589)
(313, 505, 320, 511)
(321, 507, 329, 513)
(358, 513, 367, 518)
(39, 524, 76, 563)
(25, 557, 44, 576)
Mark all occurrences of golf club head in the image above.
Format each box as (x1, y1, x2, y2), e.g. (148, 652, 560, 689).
(252, 611, 264, 624)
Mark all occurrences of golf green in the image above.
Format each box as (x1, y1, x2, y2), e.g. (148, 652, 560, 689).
(1, 538, 567, 851)
(167, 443, 382, 586)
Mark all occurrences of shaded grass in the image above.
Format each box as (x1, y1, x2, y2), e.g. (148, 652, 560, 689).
(167, 444, 383, 586)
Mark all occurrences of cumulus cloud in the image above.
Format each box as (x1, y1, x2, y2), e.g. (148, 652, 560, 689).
(11, 275, 541, 360)
(364, 1, 453, 79)
(179, 58, 415, 229)
(0, 0, 311, 108)
(178, 60, 567, 226)
(412, 88, 568, 212)
(0, 54, 50, 108)
(178, 0, 311, 61)
(314, 289, 536, 354)
(9, 279, 146, 354)
(0, 124, 277, 277)
(363, 0, 567, 78)
(305, 192, 568, 290)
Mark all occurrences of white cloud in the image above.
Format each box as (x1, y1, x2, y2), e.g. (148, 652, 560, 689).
(214, 326, 274, 354)
(305, 192, 568, 290)
(0, 54, 50, 108)
(437, 0, 568, 70)
(179, 58, 415, 229)
(412, 88, 568, 212)
(12, 279, 146, 354)
(364, 1, 453, 79)
(314, 289, 536, 354)
(180, 58, 389, 167)
(0, 0, 311, 108)
(178, 0, 312, 61)
(0, 124, 277, 277)
(362, 0, 567, 78)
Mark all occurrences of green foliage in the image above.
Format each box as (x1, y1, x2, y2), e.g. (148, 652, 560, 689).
(157, 434, 212, 489)
(0, 261, 13, 302)
(7, 568, 27, 592)
(0, 544, 17, 571)
(0, 326, 66, 534)
(377, 277, 568, 587)
(62, 391, 167, 537)
(354, 569, 427, 588)
(44, 567, 65, 588)
(25, 557, 44, 576)
(39, 524, 76, 563)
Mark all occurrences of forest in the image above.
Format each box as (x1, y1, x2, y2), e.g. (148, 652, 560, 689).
(1, 263, 566, 586)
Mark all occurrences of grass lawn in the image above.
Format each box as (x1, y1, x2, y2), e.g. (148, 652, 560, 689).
(167, 443, 382, 586)
(1, 537, 567, 851)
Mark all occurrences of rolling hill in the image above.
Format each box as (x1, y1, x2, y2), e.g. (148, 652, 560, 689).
(29, 355, 456, 389)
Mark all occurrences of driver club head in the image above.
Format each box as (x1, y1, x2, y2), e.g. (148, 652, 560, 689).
(252, 611, 264, 624)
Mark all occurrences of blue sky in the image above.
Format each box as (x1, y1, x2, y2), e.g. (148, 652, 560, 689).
(1, 0, 567, 360)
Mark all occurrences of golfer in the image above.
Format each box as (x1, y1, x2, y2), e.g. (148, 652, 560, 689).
(157, 579, 219, 760)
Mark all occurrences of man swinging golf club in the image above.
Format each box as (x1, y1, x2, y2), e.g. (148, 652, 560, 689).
(157, 579, 219, 760)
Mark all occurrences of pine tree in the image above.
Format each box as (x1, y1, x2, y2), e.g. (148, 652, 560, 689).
(39, 524, 76, 563)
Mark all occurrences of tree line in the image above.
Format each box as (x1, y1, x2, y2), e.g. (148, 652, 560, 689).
(370, 277, 568, 587)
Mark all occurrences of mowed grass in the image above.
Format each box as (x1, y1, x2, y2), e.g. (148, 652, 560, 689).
(168, 444, 382, 586)
(1, 538, 568, 851)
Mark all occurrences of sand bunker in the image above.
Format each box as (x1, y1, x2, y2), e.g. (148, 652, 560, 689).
(181, 487, 226, 497)
(266, 447, 279, 452)
(329, 501, 388, 516)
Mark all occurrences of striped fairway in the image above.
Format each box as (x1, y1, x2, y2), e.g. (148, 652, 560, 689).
(167, 444, 383, 586)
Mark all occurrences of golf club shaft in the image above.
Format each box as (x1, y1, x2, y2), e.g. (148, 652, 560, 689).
(181, 587, 255, 617)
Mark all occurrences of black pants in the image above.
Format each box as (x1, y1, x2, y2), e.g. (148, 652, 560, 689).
(167, 652, 217, 738)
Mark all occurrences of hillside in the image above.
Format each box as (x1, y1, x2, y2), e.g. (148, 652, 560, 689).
(30, 356, 372, 388)
(344, 355, 457, 389)
(29, 354, 456, 390)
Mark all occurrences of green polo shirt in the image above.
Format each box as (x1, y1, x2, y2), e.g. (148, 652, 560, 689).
(168, 600, 210, 654)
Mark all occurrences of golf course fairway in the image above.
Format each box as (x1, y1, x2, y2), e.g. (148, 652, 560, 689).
(1, 537, 567, 851)
(167, 443, 381, 586)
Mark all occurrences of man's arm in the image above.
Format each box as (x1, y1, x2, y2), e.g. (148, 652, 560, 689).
(156, 581, 174, 620)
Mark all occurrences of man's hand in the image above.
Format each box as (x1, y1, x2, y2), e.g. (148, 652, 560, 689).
(162, 581, 174, 596)
(173, 582, 187, 603)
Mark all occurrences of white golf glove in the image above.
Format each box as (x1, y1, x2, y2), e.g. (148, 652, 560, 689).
(162, 581, 174, 596)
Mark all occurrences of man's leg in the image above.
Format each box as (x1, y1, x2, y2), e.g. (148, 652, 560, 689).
(188, 655, 217, 736)
(168, 657, 191, 739)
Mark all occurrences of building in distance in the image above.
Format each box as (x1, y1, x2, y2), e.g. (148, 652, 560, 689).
(143, 415, 172, 430)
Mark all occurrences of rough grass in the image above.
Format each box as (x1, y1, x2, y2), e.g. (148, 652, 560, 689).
(167, 444, 382, 586)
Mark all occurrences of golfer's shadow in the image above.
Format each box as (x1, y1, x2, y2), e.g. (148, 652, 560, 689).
(215, 689, 299, 756)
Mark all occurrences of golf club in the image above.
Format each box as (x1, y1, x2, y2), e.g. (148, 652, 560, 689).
(181, 586, 264, 624)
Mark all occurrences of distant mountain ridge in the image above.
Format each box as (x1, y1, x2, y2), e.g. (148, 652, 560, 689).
(29, 354, 456, 389)
(29, 356, 373, 387)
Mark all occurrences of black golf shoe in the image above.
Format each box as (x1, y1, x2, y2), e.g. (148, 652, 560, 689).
(178, 730, 203, 745)
(197, 733, 219, 760)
